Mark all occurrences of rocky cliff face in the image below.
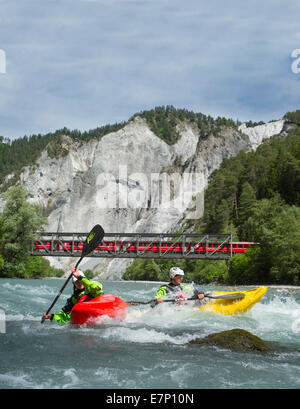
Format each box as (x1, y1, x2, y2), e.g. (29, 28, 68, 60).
(238, 120, 285, 150)
(17, 116, 285, 279)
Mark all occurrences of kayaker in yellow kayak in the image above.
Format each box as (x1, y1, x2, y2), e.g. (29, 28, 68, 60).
(153, 267, 205, 307)
(41, 267, 103, 323)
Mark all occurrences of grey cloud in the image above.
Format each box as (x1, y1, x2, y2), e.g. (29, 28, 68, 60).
(0, 0, 299, 139)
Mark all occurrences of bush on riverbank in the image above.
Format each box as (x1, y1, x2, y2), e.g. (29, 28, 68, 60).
(0, 185, 64, 278)
(123, 257, 228, 284)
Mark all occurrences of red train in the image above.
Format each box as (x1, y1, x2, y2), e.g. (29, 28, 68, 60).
(32, 240, 256, 254)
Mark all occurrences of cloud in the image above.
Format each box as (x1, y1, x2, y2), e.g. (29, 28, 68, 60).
(0, 0, 300, 139)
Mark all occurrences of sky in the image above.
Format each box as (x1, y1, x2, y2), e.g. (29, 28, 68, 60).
(0, 0, 300, 140)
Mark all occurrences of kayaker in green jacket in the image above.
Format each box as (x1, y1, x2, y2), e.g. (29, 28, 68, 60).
(41, 267, 103, 323)
(153, 267, 205, 306)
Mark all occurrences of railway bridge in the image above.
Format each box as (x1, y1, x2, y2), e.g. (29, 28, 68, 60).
(30, 232, 256, 260)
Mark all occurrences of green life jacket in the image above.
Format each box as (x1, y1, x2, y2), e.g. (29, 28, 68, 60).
(155, 283, 189, 299)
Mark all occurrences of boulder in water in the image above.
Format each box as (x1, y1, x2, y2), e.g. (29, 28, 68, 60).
(190, 328, 275, 353)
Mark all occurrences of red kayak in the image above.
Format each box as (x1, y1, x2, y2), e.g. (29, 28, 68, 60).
(70, 294, 127, 326)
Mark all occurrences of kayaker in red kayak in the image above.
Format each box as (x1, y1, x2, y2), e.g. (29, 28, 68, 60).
(41, 267, 104, 323)
(153, 267, 205, 306)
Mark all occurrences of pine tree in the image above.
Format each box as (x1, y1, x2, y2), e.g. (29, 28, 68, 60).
(238, 182, 257, 240)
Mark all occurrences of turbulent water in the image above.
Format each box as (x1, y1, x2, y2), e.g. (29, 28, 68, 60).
(0, 278, 300, 389)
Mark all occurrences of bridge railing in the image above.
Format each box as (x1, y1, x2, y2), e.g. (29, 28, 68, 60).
(28, 232, 246, 260)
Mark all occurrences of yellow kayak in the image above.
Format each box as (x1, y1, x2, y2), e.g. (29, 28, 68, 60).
(199, 287, 268, 315)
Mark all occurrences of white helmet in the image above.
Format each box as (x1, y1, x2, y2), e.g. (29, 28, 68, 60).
(169, 267, 184, 279)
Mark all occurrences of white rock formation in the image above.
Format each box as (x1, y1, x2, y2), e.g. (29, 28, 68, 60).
(238, 120, 284, 150)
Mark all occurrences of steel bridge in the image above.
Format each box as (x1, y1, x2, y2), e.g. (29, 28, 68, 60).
(29, 232, 256, 260)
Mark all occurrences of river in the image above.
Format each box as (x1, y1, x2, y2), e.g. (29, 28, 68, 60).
(0, 278, 299, 389)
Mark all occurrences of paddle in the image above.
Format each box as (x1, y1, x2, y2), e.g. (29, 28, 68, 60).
(41, 224, 105, 323)
(126, 292, 245, 306)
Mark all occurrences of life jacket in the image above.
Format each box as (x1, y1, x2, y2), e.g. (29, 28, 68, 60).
(164, 283, 188, 294)
(72, 287, 93, 304)
(62, 288, 93, 314)
(158, 283, 196, 305)
(159, 283, 187, 304)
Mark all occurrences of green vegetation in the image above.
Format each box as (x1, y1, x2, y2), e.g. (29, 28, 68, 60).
(284, 109, 300, 125)
(123, 258, 227, 284)
(132, 105, 238, 145)
(199, 125, 300, 285)
(0, 186, 64, 278)
(125, 112, 300, 285)
(83, 269, 98, 280)
(244, 120, 266, 127)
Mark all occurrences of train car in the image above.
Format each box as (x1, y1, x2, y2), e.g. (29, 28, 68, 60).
(32, 238, 257, 256)
(231, 242, 256, 253)
(95, 241, 117, 252)
(33, 240, 52, 251)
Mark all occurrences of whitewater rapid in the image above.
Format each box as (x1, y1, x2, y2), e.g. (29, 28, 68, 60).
(1, 279, 300, 389)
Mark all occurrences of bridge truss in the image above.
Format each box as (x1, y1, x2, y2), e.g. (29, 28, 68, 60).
(28, 232, 252, 260)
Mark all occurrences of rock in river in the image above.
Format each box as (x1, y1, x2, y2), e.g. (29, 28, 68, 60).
(190, 328, 275, 353)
